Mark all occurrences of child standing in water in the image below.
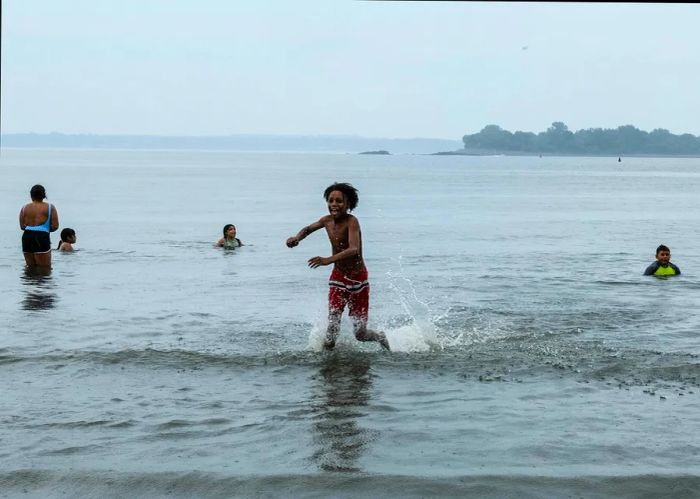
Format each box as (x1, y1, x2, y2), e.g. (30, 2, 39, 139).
(57, 228, 77, 251)
(286, 182, 389, 351)
(216, 224, 242, 249)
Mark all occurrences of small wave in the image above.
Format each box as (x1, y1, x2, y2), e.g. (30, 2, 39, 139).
(591, 280, 645, 286)
(0, 470, 698, 499)
(155, 418, 231, 430)
(2, 339, 698, 391)
(43, 444, 103, 456)
(0, 354, 23, 366)
(2, 348, 322, 370)
(28, 420, 135, 430)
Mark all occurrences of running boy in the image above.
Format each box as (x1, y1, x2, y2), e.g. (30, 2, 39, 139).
(286, 182, 389, 351)
(644, 244, 681, 276)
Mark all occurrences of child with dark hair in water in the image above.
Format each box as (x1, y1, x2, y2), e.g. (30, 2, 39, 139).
(57, 228, 76, 251)
(644, 244, 681, 276)
(286, 182, 389, 351)
(216, 224, 242, 249)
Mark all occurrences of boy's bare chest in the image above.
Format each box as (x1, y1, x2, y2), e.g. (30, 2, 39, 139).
(325, 223, 348, 247)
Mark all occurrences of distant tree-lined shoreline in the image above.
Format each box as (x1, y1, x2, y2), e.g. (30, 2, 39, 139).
(3, 126, 699, 156)
(461, 123, 700, 156)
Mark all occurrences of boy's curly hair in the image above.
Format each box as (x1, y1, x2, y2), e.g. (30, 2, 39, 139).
(323, 182, 359, 211)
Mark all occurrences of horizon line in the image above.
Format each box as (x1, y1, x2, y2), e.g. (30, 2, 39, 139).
(0, 132, 462, 141)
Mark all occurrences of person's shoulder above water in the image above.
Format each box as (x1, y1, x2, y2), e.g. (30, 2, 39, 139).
(223, 238, 242, 249)
(644, 261, 660, 276)
(644, 261, 681, 276)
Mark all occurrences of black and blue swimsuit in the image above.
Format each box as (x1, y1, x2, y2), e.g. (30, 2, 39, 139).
(22, 204, 52, 254)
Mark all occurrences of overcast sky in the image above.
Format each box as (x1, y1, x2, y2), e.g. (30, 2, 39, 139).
(2, 1, 699, 139)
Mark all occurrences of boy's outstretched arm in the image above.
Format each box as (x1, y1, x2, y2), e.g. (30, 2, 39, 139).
(286, 218, 325, 248)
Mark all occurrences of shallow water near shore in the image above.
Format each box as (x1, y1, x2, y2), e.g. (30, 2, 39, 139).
(1, 149, 699, 497)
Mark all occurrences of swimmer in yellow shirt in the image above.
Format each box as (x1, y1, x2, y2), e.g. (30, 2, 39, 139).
(644, 244, 680, 276)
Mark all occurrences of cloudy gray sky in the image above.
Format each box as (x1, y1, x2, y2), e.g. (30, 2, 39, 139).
(2, 1, 699, 139)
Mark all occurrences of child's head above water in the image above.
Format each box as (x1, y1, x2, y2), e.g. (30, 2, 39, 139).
(656, 244, 671, 265)
(61, 228, 76, 242)
(323, 182, 359, 212)
(218, 224, 242, 248)
(222, 224, 237, 238)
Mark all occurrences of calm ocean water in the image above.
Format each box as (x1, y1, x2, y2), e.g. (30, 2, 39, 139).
(1, 149, 699, 498)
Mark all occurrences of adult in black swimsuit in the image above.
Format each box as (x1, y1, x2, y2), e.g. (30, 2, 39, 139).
(19, 185, 59, 268)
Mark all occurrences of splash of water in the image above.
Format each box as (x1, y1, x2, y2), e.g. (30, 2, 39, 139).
(306, 318, 441, 353)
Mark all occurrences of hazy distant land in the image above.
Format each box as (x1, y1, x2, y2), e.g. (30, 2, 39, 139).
(4, 123, 700, 157)
(0, 133, 460, 155)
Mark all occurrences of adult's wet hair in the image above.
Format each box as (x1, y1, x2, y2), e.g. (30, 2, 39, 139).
(323, 182, 359, 211)
(656, 244, 670, 255)
(57, 228, 76, 249)
(30, 184, 46, 201)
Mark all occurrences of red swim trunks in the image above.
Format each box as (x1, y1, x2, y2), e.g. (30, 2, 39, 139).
(328, 267, 370, 322)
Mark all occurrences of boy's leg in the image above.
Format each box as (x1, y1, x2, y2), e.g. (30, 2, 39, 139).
(325, 310, 341, 350)
(326, 282, 347, 350)
(352, 319, 390, 350)
(349, 286, 390, 350)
